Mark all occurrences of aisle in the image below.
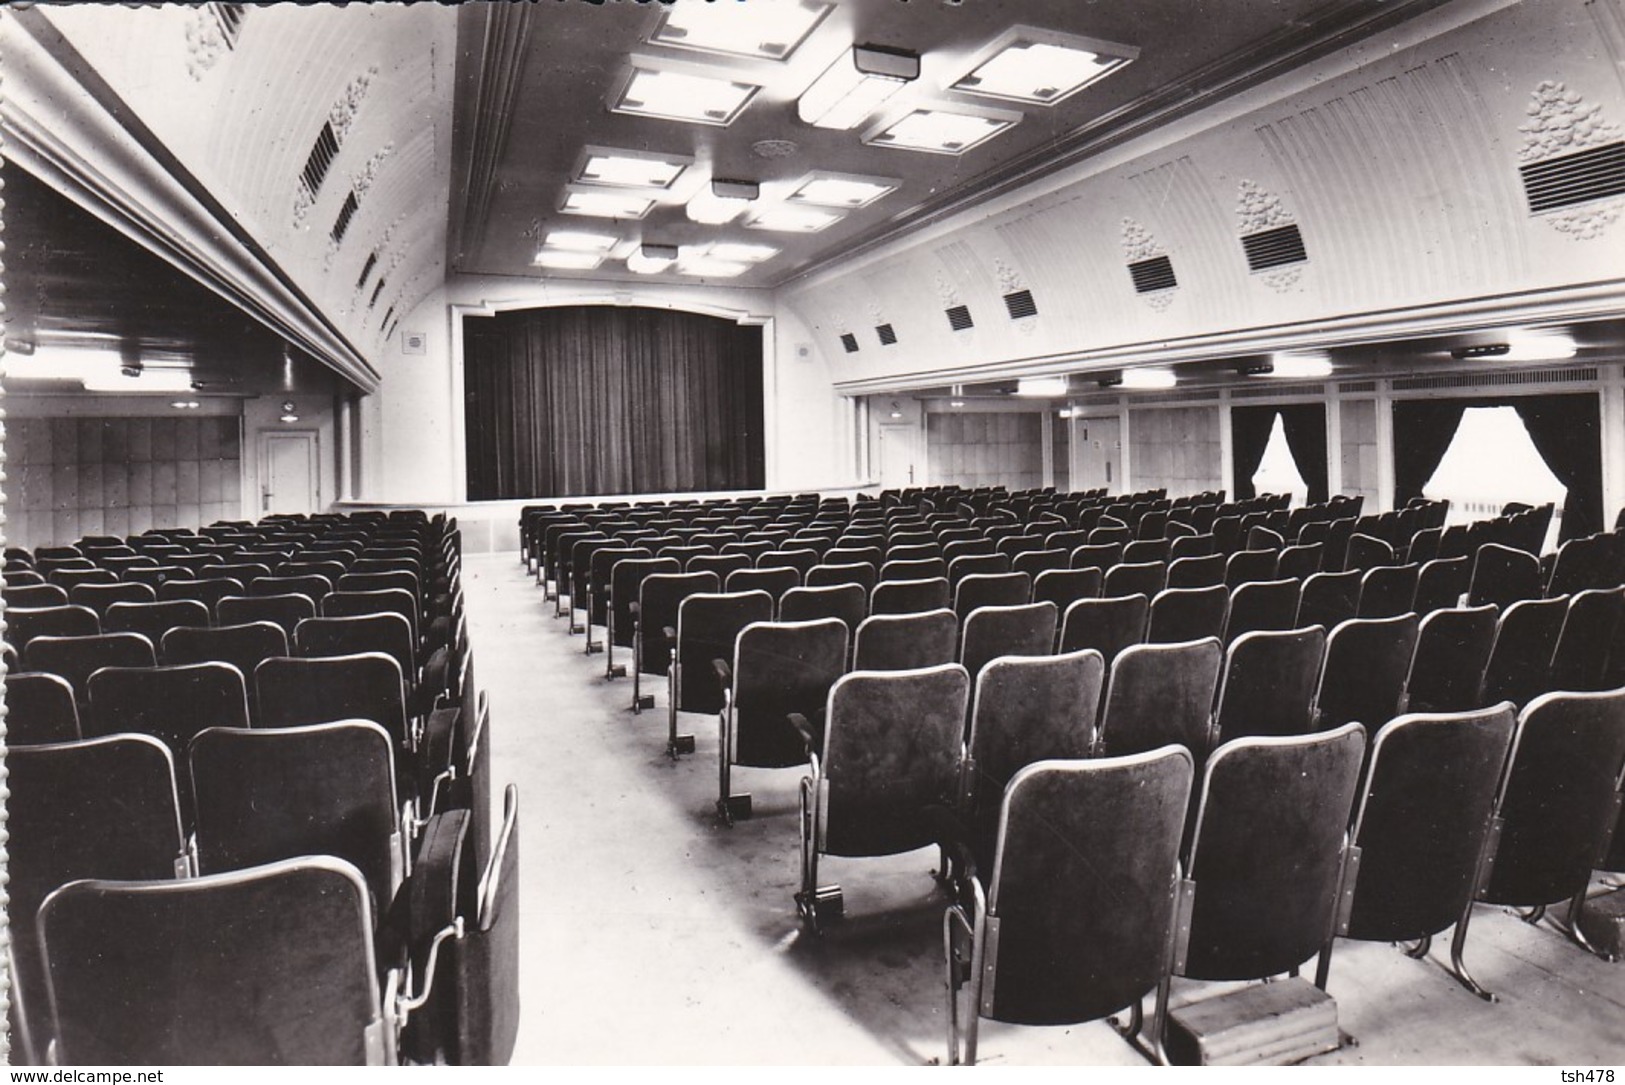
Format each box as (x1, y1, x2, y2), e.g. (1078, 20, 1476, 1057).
(459, 552, 1625, 1066)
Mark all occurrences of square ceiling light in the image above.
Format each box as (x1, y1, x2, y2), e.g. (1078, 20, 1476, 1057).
(677, 250, 750, 278)
(533, 249, 605, 270)
(627, 243, 679, 274)
(864, 106, 1020, 155)
(560, 188, 656, 220)
(613, 65, 760, 126)
(576, 147, 691, 190)
(544, 230, 618, 252)
(744, 205, 843, 233)
(950, 27, 1138, 106)
(797, 43, 921, 130)
(651, 0, 831, 61)
(787, 172, 898, 209)
(705, 241, 779, 263)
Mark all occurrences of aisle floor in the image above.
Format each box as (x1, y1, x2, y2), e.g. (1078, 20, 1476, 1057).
(460, 551, 1625, 1066)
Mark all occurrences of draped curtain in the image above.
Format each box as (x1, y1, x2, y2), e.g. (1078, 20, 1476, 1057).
(1392, 393, 1601, 541)
(464, 306, 765, 500)
(1231, 404, 1328, 503)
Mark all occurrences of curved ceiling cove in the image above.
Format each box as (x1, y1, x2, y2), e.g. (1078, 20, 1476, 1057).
(786, 0, 1625, 394)
(5, 4, 456, 390)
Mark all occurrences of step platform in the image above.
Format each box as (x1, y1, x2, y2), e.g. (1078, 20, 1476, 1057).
(1166, 978, 1340, 1066)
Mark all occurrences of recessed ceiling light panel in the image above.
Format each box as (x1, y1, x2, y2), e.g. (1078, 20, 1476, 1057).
(651, 0, 831, 62)
(613, 65, 760, 126)
(798, 44, 921, 130)
(576, 147, 691, 190)
(678, 255, 750, 278)
(787, 172, 899, 209)
(544, 230, 618, 252)
(685, 179, 760, 225)
(705, 242, 779, 263)
(533, 249, 606, 270)
(744, 205, 843, 233)
(951, 27, 1138, 106)
(627, 243, 679, 274)
(560, 188, 656, 220)
(864, 106, 1020, 155)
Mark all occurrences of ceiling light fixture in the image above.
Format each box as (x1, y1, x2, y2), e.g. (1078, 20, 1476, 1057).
(1451, 333, 1577, 362)
(704, 242, 779, 263)
(81, 369, 198, 393)
(533, 249, 606, 270)
(745, 205, 842, 233)
(787, 172, 898, 209)
(544, 230, 618, 252)
(1266, 352, 1334, 379)
(1015, 376, 1068, 397)
(560, 189, 655, 220)
(280, 401, 300, 423)
(798, 43, 920, 130)
(951, 28, 1137, 106)
(171, 399, 201, 410)
(1119, 368, 1177, 390)
(950, 399, 965, 408)
(652, 0, 831, 62)
(627, 243, 678, 275)
(686, 179, 760, 225)
(614, 66, 759, 126)
(864, 105, 1020, 155)
(577, 149, 689, 189)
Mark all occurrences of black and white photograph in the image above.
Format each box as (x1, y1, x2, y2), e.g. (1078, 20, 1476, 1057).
(3, 0, 1625, 1068)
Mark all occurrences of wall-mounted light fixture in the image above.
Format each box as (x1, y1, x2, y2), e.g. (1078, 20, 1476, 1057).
(888, 400, 904, 420)
(1015, 376, 1068, 397)
(280, 400, 300, 423)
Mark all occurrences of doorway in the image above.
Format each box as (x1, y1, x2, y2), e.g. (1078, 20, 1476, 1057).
(877, 424, 917, 489)
(1074, 416, 1120, 492)
(260, 431, 319, 515)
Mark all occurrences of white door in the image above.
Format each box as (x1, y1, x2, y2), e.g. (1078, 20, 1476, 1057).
(1074, 416, 1120, 493)
(877, 424, 917, 489)
(262, 431, 318, 515)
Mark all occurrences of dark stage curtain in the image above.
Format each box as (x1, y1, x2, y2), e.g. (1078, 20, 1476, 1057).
(1514, 395, 1603, 541)
(463, 306, 765, 500)
(1392, 400, 1466, 509)
(1279, 404, 1330, 505)
(1230, 406, 1278, 501)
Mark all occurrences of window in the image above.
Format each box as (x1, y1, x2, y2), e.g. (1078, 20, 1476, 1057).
(1423, 405, 1566, 545)
(1250, 413, 1308, 506)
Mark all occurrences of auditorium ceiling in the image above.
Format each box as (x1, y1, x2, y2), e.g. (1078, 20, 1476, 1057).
(451, 0, 1458, 289)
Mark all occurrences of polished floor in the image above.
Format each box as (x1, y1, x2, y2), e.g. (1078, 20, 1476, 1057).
(461, 551, 1625, 1066)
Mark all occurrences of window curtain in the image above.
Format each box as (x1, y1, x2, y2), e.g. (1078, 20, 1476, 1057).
(1392, 400, 1466, 508)
(1513, 394, 1603, 541)
(1278, 404, 1330, 505)
(463, 306, 765, 500)
(1230, 406, 1278, 500)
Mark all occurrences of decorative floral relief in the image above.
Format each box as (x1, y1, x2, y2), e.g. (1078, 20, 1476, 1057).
(352, 145, 394, 197)
(1120, 218, 1163, 263)
(292, 181, 315, 230)
(185, 8, 229, 81)
(1517, 80, 1622, 163)
(1143, 290, 1176, 312)
(992, 258, 1025, 294)
(864, 299, 886, 327)
(1261, 267, 1304, 293)
(329, 68, 379, 146)
(933, 271, 961, 310)
(1545, 204, 1623, 239)
(1235, 179, 1294, 234)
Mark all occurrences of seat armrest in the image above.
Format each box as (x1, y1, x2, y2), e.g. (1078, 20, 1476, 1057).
(921, 803, 979, 886)
(788, 712, 817, 753)
(713, 658, 732, 689)
(662, 625, 677, 645)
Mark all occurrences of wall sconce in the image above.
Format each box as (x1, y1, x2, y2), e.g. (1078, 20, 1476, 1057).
(280, 400, 300, 423)
(888, 400, 904, 419)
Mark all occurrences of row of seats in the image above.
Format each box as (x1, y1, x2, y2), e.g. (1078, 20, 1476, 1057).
(4, 512, 520, 1065)
(520, 487, 1625, 1065)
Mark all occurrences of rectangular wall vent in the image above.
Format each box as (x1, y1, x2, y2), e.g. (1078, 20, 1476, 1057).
(381, 306, 395, 330)
(356, 252, 378, 290)
(1337, 380, 1378, 393)
(1241, 224, 1307, 272)
(212, 3, 246, 47)
(839, 332, 859, 354)
(331, 191, 360, 243)
(1231, 383, 1324, 399)
(1520, 142, 1625, 213)
(1393, 366, 1597, 391)
(1128, 255, 1177, 294)
(385, 318, 400, 341)
(302, 122, 340, 198)
(876, 323, 898, 346)
(945, 305, 974, 331)
(369, 278, 387, 309)
(1003, 289, 1037, 320)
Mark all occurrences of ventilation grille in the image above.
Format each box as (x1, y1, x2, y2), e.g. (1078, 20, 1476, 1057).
(384, 317, 400, 341)
(1393, 366, 1597, 391)
(1003, 289, 1037, 320)
(839, 333, 859, 354)
(381, 306, 395, 330)
(1241, 224, 1307, 272)
(1520, 142, 1625, 213)
(356, 252, 378, 290)
(369, 279, 387, 309)
(1338, 380, 1378, 393)
(212, 3, 246, 47)
(1231, 382, 1324, 399)
(945, 305, 974, 331)
(876, 323, 897, 346)
(331, 191, 360, 243)
(301, 122, 340, 198)
(1128, 255, 1177, 294)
